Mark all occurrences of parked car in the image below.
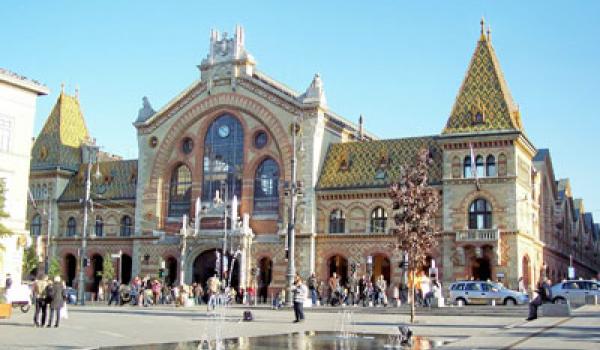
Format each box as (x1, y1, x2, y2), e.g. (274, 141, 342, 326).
(550, 280, 600, 304)
(449, 281, 529, 305)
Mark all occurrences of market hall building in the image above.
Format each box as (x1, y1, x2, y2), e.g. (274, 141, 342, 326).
(27, 23, 600, 300)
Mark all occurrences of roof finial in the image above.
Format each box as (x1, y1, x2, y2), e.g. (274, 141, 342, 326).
(480, 17, 486, 41)
(75, 85, 79, 100)
(60, 82, 65, 94)
(487, 25, 491, 43)
(358, 114, 364, 141)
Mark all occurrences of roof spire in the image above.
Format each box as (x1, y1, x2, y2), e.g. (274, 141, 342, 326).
(487, 25, 491, 43)
(358, 114, 364, 141)
(75, 85, 79, 100)
(60, 82, 65, 95)
(480, 17, 486, 41)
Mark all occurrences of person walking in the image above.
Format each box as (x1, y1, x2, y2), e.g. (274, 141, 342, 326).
(527, 279, 552, 321)
(32, 275, 49, 327)
(347, 272, 358, 306)
(207, 274, 220, 311)
(291, 276, 307, 323)
(108, 279, 120, 306)
(328, 272, 340, 306)
(47, 276, 65, 328)
(308, 272, 318, 306)
(518, 277, 526, 293)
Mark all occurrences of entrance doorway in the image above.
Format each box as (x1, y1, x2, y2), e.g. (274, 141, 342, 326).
(65, 254, 77, 287)
(472, 257, 491, 281)
(91, 254, 103, 295)
(165, 257, 177, 286)
(327, 255, 348, 286)
(192, 249, 240, 290)
(258, 257, 272, 302)
(372, 254, 391, 283)
(121, 254, 132, 285)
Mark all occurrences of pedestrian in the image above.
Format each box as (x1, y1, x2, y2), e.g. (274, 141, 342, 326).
(5, 273, 12, 289)
(308, 272, 318, 306)
(151, 279, 161, 305)
(207, 274, 220, 311)
(291, 276, 307, 323)
(328, 272, 340, 306)
(358, 275, 367, 306)
(47, 276, 65, 328)
(518, 277, 526, 293)
(347, 272, 358, 306)
(421, 273, 431, 307)
(108, 279, 120, 305)
(32, 274, 49, 327)
(527, 279, 552, 321)
(375, 275, 388, 306)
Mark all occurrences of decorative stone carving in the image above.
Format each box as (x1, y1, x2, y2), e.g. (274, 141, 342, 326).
(301, 74, 327, 106)
(136, 96, 156, 123)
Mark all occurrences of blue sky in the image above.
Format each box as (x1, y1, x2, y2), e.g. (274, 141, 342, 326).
(3, 1, 599, 217)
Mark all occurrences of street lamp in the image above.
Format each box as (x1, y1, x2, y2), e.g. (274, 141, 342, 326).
(285, 116, 303, 306)
(77, 147, 101, 305)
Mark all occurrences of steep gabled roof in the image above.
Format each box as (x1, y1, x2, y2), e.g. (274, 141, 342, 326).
(58, 159, 137, 202)
(31, 92, 90, 171)
(442, 21, 523, 135)
(317, 136, 442, 190)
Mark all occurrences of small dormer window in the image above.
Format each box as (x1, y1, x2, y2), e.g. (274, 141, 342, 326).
(472, 111, 485, 125)
(375, 168, 386, 180)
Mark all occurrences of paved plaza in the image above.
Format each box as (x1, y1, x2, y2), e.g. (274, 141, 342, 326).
(1, 304, 599, 349)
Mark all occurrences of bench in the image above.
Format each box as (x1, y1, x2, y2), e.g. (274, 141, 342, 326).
(541, 303, 571, 317)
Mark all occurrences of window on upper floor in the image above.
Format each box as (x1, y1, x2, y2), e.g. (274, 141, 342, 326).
(464, 156, 472, 178)
(168, 164, 192, 218)
(370, 207, 388, 233)
(120, 215, 132, 237)
(95, 216, 103, 237)
(31, 214, 42, 236)
(253, 158, 279, 215)
(486, 155, 497, 177)
(66, 217, 76, 237)
(329, 209, 345, 234)
(469, 198, 492, 229)
(476, 155, 485, 178)
(202, 114, 244, 203)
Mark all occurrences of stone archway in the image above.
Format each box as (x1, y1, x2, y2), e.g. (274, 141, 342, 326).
(65, 254, 77, 287)
(327, 255, 348, 287)
(91, 254, 103, 295)
(121, 254, 132, 285)
(258, 257, 272, 303)
(472, 257, 491, 281)
(165, 257, 177, 287)
(372, 254, 390, 284)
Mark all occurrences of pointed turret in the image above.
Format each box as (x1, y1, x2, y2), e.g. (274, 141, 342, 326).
(442, 20, 523, 135)
(31, 90, 90, 171)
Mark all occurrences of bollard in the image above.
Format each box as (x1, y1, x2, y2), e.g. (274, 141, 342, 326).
(457, 299, 464, 307)
(491, 299, 496, 307)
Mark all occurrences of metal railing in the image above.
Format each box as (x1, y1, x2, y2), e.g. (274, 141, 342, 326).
(456, 228, 499, 242)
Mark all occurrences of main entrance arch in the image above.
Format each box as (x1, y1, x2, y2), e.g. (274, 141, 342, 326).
(327, 255, 348, 287)
(372, 254, 391, 283)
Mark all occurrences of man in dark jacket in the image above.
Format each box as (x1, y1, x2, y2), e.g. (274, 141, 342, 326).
(108, 279, 120, 306)
(527, 279, 552, 321)
(48, 276, 65, 328)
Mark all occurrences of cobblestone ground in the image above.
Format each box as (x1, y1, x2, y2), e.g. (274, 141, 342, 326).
(0, 303, 598, 349)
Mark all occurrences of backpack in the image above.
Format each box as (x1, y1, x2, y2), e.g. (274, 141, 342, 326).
(45, 283, 55, 303)
(243, 310, 253, 322)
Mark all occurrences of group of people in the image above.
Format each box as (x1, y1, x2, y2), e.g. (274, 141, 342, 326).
(32, 275, 66, 328)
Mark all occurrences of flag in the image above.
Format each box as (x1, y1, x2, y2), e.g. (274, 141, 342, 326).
(469, 142, 480, 190)
(231, 195, 238, 229)
(28, 188, 37, 209)
(194, 197, 201, 235)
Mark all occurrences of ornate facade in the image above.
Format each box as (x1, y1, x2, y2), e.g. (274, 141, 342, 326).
(28, 23, 599, 298)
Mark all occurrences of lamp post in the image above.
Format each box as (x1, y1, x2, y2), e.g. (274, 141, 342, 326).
(77, 149, 101, 305)
(366, 255, 373, 282)
(179, 214, 188, 285)
(285, 118, 301, 306)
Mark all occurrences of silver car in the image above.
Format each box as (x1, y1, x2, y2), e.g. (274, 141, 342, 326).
(550, 280, 600, 304)
(449, 281, 529, 305)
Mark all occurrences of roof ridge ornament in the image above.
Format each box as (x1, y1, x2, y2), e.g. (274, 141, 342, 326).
(136, 96, 156, 123)
(480, 17, 487, 42)
(301, 73, 327, 106)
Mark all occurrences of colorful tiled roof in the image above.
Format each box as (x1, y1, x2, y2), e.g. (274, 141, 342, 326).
(317, 137, 442, 190)
(31, 92, 90, 171)
(442, 25, 523, 135)
(58, 160, 137, 202)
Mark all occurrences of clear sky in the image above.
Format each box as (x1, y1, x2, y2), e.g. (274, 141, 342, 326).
(2, 1, 599, 218)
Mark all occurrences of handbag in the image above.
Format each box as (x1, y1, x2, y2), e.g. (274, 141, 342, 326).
(60, 304, 68, 319)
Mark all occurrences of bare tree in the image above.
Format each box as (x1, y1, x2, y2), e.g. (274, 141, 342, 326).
(390, 147, 440, 323)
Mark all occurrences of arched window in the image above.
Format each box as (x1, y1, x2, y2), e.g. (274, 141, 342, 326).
(168, 164, 192, 217)
(370, 207, 388, 233)
(469, 199, 492, 229)
(476, 155, 485, 178)
(120, 215, 132, 237)
(95, 216, 103, 237)
(31, 214, 42, 236)
(463, 156, 472, 178)
(253, 158, 280, 215)
(67, 217, 76, 237)
(329, 209, 345, 233)
(202, 115, 244, 202)
(486, 155, 496, 177)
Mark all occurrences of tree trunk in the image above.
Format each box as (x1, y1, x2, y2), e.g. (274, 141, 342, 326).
(410, 269, 416, 323)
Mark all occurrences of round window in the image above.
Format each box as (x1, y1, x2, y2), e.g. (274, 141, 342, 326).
(254, 131, 268, 149)
(182, 137, 194, 154)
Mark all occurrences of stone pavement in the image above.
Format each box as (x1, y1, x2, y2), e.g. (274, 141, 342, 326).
(0, 303, 597, 349)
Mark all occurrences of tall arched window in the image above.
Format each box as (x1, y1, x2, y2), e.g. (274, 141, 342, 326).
(31, 214, 42, 236)
(67, 217, 76, 237)
(202, 115, 244, 202)
(370, 207, 388, 233)
(95, 216, 103, 237)
(120, 215, 132, 237)
(486, 155, 496, 177)
(469, 199, 492, 229)
(475, 155, 485, 178)
(463, 156, 472, 178)
(253, 158, 280, 215)
(329, 209, 345, 233)
(168, 164, 192, 217)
